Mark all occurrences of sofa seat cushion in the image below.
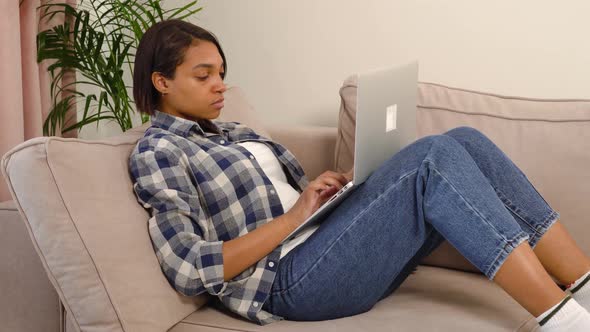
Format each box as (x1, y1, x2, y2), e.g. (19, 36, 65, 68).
(169, 266, 537, 332)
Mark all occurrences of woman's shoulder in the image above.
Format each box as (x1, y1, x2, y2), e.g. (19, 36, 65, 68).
(131, 126, 189, 158)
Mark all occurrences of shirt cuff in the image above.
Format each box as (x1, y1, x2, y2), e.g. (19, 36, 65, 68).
(196, 240, 228, 296)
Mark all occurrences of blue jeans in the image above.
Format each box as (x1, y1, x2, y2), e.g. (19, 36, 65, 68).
(262, 126, 560, 321)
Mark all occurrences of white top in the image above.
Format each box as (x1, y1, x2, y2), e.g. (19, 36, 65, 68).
(237, 141, 319, 259)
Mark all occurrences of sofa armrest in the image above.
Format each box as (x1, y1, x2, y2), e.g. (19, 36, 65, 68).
(267, 125, 337, 180)
(0, 200, 61, 332)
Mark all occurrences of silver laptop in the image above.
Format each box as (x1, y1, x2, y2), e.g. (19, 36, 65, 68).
(283, 61, 419, 241)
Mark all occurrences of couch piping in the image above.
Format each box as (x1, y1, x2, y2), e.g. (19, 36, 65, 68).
(418, 105, 590, 123)
(40, 136, 138, 147)
(420, 81, 590, 102)
(172, 321, 253, 332)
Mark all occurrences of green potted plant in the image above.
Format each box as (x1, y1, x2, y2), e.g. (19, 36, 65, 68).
(36, 0, 202, 136)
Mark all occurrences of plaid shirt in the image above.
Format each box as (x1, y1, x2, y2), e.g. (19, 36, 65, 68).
(129, 111, 308, 325)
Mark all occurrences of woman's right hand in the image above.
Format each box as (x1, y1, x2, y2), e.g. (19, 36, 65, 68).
(286, 171, 350, 227)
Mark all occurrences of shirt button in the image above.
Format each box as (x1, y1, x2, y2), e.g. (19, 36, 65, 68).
(268, 261, 275, 268)
(219, 140, 225, 145)
(252, 301, 259, 308)
(269, 189, 276, 195)
(249, 155, 255, 160)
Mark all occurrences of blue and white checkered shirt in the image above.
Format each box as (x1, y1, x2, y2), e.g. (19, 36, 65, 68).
(129, 111, 309, 325)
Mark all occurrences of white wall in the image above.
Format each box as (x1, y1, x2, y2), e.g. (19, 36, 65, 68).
(191, 0, 590, 127)
(82, 0, 590, 138)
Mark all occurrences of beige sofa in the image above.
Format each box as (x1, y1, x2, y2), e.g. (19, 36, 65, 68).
(2, 81, 590, 332)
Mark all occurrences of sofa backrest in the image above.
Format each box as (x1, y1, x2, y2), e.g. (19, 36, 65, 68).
(0, 87, 267, 332)
(335, 76, 590, 271)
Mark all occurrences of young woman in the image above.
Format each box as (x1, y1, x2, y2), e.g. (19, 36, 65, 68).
(129, 19, 590, 331)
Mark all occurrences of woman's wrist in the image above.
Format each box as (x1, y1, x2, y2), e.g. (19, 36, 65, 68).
(223, 210, 302, 281)
(279, 210, 303, 232)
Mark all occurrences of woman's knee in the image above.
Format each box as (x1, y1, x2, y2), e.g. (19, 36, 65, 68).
(444, 126, 489, 143)
(400, 134, 465, 168)
(413, 133, 451, 146)
(418, 133, 463, 150)
(408, 134, 469, 167)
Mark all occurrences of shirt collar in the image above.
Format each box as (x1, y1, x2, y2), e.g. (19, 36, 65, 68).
(151, 110, 223, 138)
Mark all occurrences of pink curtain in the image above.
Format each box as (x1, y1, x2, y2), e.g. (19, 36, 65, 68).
(0, 0, 76, 202)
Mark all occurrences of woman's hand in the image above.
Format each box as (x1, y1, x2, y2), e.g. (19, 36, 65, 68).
(343, 168, 354, 182)
(286, 171, 349, 227)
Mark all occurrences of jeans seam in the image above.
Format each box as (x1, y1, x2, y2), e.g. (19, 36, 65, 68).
(530, 210, 560, 249)
(539, 210, 560, 232)
(493, 187, 542, 236)
(486, 233, 530, 280)
(424, 159, 512, 245)
(493, 186, 560, 248)
(424, 159, 531, 278)
(271, 169, 420, 296)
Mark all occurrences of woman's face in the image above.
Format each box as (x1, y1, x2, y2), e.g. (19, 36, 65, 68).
(154, 40, 226, 122)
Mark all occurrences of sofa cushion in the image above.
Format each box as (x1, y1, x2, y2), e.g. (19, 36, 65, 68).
(334, 76, 590, 271)
(168, 266, 536, 331)
(0, 87, 267, 332)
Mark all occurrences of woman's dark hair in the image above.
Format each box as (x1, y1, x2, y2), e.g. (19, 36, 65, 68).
(133, 19, 227, 115)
